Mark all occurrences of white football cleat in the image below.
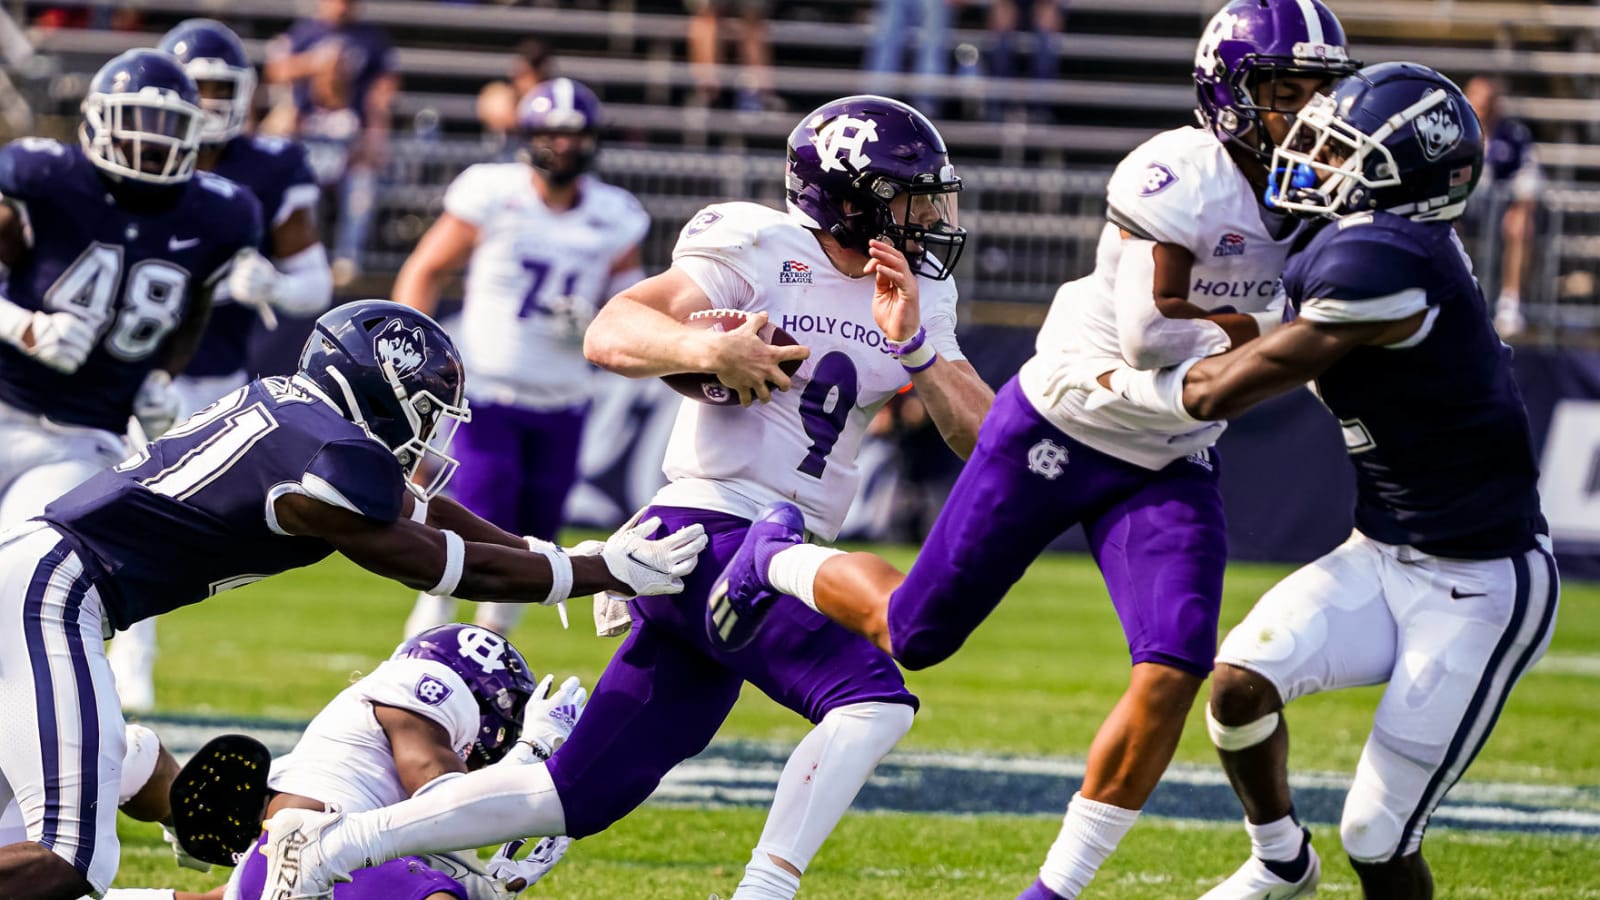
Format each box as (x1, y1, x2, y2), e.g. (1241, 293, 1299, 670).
(1199, 839, 1321, 899)
(260, 806, 352, 899)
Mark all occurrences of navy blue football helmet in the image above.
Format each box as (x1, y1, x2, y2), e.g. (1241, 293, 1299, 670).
(516, 77, 603, 185)
(80, 49, 204, 185)
(1266, 62, 1484, 222)
(297, 300, 471, 500)
(158, 19, 257, 144)
(786, 95, 965, 280)
(393, 625, 540, 767)
(1193, 0, 1360, 161)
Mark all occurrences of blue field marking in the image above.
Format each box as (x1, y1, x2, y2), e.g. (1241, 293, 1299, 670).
(137, 714, 1600, 836)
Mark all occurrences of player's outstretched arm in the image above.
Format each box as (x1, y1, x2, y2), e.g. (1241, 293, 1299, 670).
(585, 268, 809, 402)
(274, 493, 705, 602)
(1111, 237, 1277, 369)
(394, 212, 478, 316)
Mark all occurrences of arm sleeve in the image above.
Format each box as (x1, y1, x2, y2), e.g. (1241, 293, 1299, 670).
(299, 438, 407, 523)
(919, 279, 966, 363)
(1295, 232, 1433, 324)
(443, 166, 496, 227)
(359, 659, 479, 751)
(1111, 237, 1231, 369)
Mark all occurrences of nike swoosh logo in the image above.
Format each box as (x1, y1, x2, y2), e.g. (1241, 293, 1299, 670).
(1450, 587, 1488, 599)
(169, 236, 201, 250)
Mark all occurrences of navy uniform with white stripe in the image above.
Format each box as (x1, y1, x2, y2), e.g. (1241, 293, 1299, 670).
(1060, 65, 1559, 899)
(0, 299, 705, 900)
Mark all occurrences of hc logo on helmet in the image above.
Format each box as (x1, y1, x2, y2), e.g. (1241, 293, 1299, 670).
(813, 116, 879, 174)
(373, 319, 429, 380)
(1414, 91, 1464, 161)
(457, 627, 509, 675)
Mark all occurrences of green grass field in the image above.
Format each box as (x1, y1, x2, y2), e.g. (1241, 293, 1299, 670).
(109, 546, 1600, 898)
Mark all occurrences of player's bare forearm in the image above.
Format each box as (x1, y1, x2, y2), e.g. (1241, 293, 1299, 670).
(910, 358, 992, 459)
(1181, 317, 1416, 420)
(584, 278, 720, 377)
(271, 207, 321, 259)
(373, 705, 468, 795)
(155, 288, 214, 375)
(455, 546, 626, 600)
(418, 495, 526, 549)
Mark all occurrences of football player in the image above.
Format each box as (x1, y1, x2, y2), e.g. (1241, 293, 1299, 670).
(0, 299, 705, 900)
(704, 2, 1360, 897)
(100, 624, 585, 900)
(0, 49, 262, 530)
(254, 94, 994, 900)
(1061, 64, 1554, 900)
(107, 18, 338, 715)
(398, 78, 649, 640)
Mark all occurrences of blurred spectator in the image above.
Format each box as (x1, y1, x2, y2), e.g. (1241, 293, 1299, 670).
(477, 38, 553, 137)
(1463, 75, 1543, 338)
(989, 0, 1067, 122)
(266, 0, 400, 287)
(865, 0, 951, 116)
(686, 0, 780, 112)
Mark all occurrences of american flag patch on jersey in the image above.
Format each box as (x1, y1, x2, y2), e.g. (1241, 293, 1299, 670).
(780, 259, 813, 284)
(1212, 233, 1247, 257)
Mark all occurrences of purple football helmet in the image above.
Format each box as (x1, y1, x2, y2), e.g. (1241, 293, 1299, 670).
(393, 624, 540, 767)
(1193, 0, 1360, 161)
(786, 95, 965, 280)
(516, 77, 602, 185)
(159, 19, 257, 144)
(1267, 62, 1483, 222)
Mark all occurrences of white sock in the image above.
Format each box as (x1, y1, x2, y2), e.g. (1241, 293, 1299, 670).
(320, 761, 566, 873)
(766, 545, 845, 613)
(732, 850, 803, 900)
(1037, 792, 1141, 898)
(1246, 813, 1303, 862)
(404, 593, 457, 638)
(749, 701, 914, 874)
(473, 601, 526, 634)
(102, 891, 176, 899)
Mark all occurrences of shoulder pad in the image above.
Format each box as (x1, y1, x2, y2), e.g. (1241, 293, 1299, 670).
(0, 138, 74, 200)
(1104, 130, 1220, 250)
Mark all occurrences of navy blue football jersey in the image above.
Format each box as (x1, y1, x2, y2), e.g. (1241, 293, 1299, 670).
(187, 135, 319, 378)
(41, 375, 404, 629)
(0, 138, 263, 430)
(1282, 212, 1545, 558)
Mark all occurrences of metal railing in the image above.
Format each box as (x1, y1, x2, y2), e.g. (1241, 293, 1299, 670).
(363, 138, 1596, 336)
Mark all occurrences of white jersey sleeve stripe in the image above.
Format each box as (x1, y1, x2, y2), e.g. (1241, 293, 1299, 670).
(1299, 288, 1428, 324)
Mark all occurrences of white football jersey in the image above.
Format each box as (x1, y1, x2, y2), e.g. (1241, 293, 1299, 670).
(1018, 126, 1298, 469)
(651, 201, 965, 541)
(446, 164, 650, 409)
(267, 658, 478, 813)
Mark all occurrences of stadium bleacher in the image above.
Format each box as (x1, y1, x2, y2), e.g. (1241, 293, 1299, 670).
(4, 0, 1599, 331)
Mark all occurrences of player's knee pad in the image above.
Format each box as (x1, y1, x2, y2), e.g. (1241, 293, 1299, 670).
(1340, 789, 1408, 863)
(117, 723, 163, 806)
(1204, 705, 1279, 752)
(822, 700, 916, 752)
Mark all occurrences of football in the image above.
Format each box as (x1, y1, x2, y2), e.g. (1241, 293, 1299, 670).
(661, 309, 802, 406)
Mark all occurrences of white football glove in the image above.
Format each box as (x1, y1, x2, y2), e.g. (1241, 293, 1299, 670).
(19, 311, 96, 373)
(486, 836, 571, 896)
(134, 369, 181, 438)
(496, 673, 587, 766)
(160, 823, 212, 873)
(1037, 356, 1124, 410)
(598, 516, 707, 597)
(227, 248, 283, 307)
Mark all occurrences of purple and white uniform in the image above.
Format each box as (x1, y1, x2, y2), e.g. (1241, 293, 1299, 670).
(442, 164, 648, 542)
(545, 199, 964, 837)
(886, 125, 1300, 674)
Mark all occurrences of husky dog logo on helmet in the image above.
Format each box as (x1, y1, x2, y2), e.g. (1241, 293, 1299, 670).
(1414, 91, 1464, 161)
(373, 319, 428, 379)
(813, 115, 879, 174)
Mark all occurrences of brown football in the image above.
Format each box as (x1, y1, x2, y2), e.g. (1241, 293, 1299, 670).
(660, 309, 802, 406)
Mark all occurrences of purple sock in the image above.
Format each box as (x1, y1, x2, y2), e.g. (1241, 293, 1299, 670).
(1015, 879, 1069, 900)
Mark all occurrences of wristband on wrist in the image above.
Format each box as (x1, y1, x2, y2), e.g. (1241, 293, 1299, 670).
(885, 326, 938, 373)
(526, 536, 574, 606)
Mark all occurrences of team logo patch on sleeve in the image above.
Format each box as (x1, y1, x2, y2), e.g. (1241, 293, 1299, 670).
(1212, 233, 1247, 257)
(1139, 162, 1178, 197)
(684, 209, 723, 236)
(415, 674, 453, 706)
(373, 319, 429, 379)
(779, 259, 813, 284)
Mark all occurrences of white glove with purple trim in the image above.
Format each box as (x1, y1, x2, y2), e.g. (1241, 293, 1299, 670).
(486, 836, 571, 896)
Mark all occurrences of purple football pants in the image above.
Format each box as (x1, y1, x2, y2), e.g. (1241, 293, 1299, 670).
(447, 400, 587, 541)
(235, 831, 466, 900)
(888, 377, 1228, 676)
(545, 506, 916, 838)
